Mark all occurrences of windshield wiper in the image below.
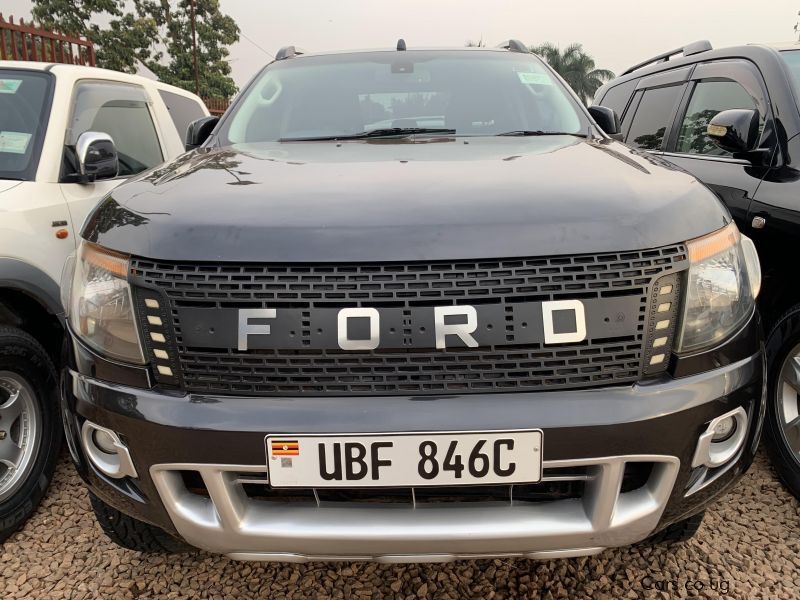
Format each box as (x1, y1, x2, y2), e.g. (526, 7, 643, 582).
(496, 130, 587, 137)
(279, 128, 456, 142)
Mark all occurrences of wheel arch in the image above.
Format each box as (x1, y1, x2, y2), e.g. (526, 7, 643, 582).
(757, 257, 800, 330)
(0, 258, 63, 318)
(765, 302, 800, 366)
(0, 259, 65, 364)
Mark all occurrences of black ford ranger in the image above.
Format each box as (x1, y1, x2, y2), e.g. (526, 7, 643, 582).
(595, 41, 800, 499)
(61, 42, 764, 561)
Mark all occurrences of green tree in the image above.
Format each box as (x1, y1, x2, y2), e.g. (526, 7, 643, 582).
(31, 0, 118, 36)
(135, 0, 239, 99)
(31, 0, 239, 99)
(31, 0, 157, 73)
(529, 42, 614, 104)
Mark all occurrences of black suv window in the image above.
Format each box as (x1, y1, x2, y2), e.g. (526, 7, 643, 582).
(598, 80, 637, 121)
(675, 80, 759, 156)
(625, 85, 683, 150)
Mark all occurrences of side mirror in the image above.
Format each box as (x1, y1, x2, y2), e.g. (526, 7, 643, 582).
(185, 116, 220, 151)
(707, 108, 760, 154)
(76, 131, 118, 182)
(588, 105, 621, 139)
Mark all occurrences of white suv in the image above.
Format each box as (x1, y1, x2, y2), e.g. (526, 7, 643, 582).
(0, 61, 209, 540)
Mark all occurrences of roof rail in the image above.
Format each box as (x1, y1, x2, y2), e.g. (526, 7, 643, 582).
(621, 40, 712, 76)
(275, 45, 307, 61)
(496, 39, 529, 53)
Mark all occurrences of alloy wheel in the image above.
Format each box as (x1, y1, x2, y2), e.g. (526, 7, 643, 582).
(0, 371, 41, 502)
(777, 344, 800, 463)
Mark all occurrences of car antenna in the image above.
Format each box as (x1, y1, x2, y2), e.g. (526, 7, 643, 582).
(397, 39, 407, 51)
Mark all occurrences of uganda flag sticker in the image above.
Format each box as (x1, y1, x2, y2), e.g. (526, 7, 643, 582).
(271, 439, 299, 456)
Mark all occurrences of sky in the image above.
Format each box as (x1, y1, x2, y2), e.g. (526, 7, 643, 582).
(5, 0, 800, 87)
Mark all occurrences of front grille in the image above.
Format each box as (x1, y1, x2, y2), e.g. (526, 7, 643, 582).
(131, 245, 687, 396)
(170, 341, 646, 395)
(132, 247, 685, 309)
(179, 461, 653, 506)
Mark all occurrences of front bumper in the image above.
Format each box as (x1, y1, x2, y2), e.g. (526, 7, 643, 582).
(63, 324, 764, 562)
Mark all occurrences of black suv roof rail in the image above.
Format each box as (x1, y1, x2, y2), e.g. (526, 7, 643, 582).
(621, 40, 713, 76)
(496, 39, 529, 53)
(275, 45, 307, 61)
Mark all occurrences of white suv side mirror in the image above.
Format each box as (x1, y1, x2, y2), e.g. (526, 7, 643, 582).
(76, 131, 119, 182)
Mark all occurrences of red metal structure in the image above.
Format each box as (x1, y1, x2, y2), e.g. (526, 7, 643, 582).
(0, 13, 95, 65)
(204, 97, 230, 116)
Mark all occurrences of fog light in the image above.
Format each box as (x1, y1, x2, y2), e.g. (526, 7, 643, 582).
(691, 407, 748, 468)
(92, 428, 118, 454)
(711, 415, 737, 442)
(81, 421, 138, 479)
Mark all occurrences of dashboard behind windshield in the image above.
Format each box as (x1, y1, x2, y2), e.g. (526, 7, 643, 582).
(219, 50, 587, 144)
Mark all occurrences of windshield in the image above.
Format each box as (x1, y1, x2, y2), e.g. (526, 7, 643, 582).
(0, 70, 53, 180)
(219, 50, 587, 144)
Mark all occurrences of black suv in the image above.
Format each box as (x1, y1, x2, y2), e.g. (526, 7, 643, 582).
(596, 41, 800, 499)
(61, 42, 764, 561)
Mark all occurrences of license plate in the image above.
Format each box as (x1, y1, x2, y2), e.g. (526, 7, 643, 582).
(265, 430, 543, 488)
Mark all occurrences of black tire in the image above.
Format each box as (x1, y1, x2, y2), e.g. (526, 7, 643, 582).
(764, 305, 800, 500)
(0, 326, 61, 543)
(89, 492, 187, 553)
(645, 511, 705, 545)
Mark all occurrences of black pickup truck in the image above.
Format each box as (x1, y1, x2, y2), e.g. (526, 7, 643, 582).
(61, 41, 764, 561)
(596, 41, 800, 499)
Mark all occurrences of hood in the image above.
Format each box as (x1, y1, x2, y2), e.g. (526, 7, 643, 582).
(83, 136, 730, 262)
(0, 180, 22, 195)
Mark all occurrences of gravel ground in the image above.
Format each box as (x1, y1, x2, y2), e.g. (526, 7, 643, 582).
(1, 451, 799, 599)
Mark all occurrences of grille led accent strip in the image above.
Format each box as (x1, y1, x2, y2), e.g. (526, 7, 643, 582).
(137, 291, 179, 384)
(642, 271, 683, 376)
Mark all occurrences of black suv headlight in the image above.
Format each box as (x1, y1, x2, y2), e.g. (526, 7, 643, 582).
(676, 223, 761, 354)
(66, 241, 145, 364)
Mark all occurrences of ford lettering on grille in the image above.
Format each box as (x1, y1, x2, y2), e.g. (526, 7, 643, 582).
(175, 297, 642, 352)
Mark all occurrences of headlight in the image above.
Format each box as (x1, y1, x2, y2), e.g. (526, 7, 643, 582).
(69, 241, 145, 364)
(676, 223, 760, 353)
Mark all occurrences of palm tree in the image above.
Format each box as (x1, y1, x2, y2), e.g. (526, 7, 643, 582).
(530, 43, 614, 104)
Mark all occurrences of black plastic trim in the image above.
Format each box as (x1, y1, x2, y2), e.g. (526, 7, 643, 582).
(69, 328, 153, 389)
(0, 257, 64, 317)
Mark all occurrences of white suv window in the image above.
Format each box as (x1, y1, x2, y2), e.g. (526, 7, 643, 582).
(67, 81, 163, 176)
(158, 89, 207, 143)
